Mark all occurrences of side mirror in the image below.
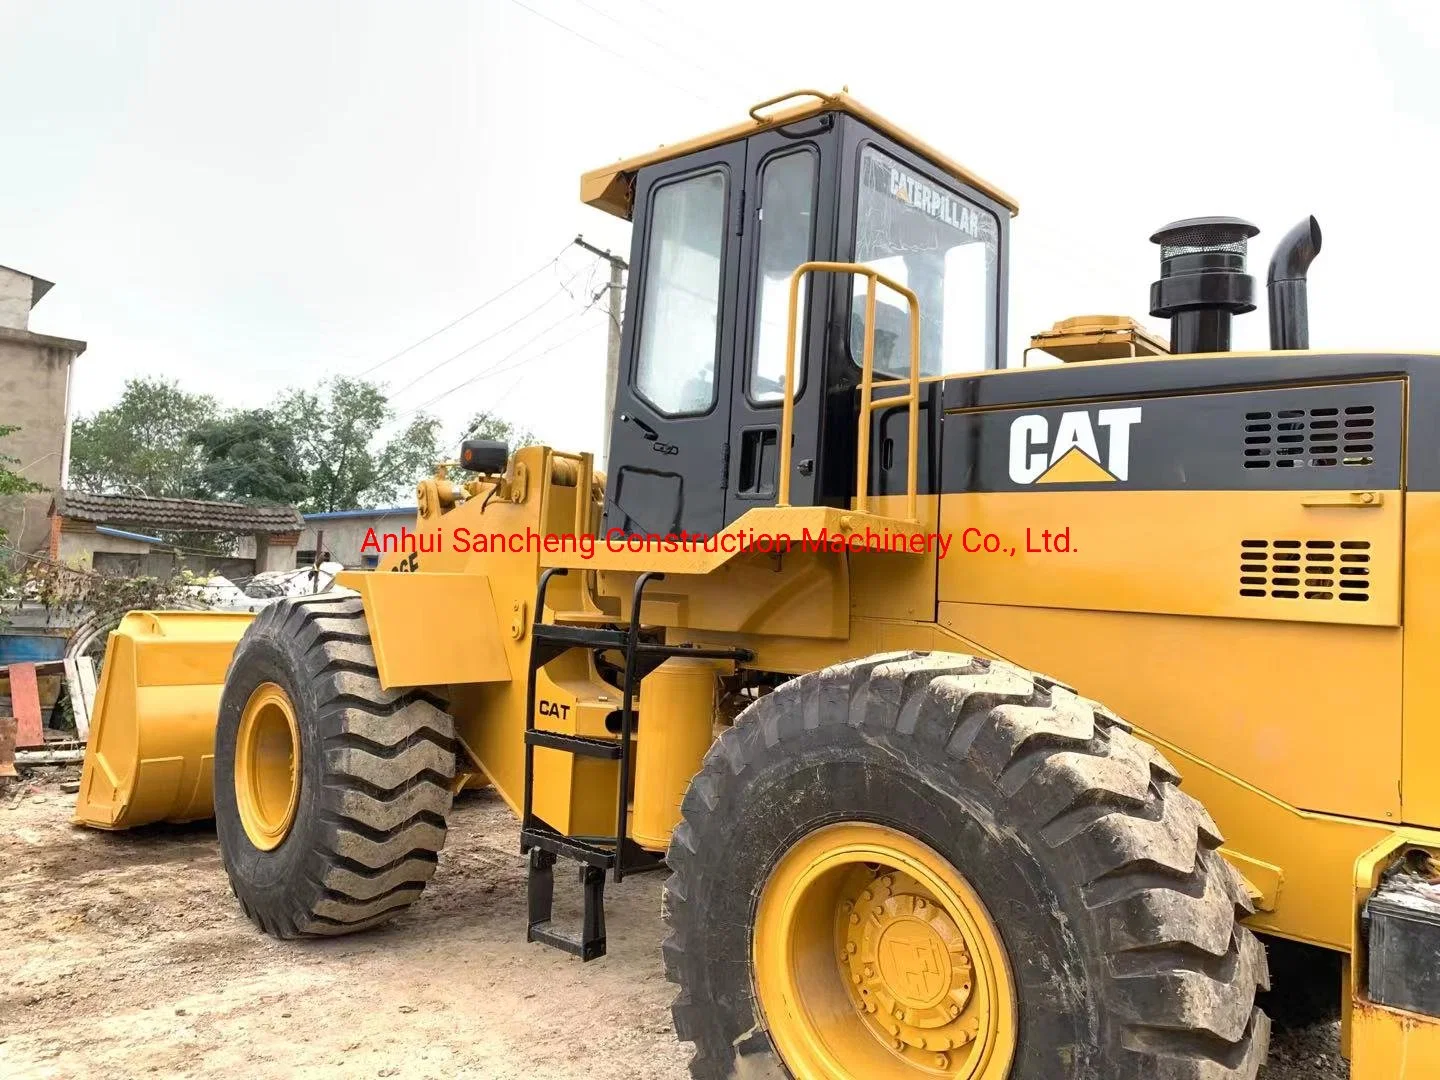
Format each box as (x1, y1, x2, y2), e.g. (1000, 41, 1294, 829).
(459, 439, 508, 474)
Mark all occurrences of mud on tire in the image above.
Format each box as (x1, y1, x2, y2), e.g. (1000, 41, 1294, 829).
(662, 652, 1270, 1079)
(214, 592, 456, 938)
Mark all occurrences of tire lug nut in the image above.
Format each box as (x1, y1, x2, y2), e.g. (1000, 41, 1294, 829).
(948, 1004, 960, 1018)
(846, 942, 857, 954)
(934, 1053, 950, 1069)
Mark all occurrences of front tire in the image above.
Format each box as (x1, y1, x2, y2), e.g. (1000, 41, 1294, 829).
(662, 652, 1270, 1079)
(215, 592, 457, 938)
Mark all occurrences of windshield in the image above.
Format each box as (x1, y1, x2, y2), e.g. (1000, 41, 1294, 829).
(851, 145, 999, 378)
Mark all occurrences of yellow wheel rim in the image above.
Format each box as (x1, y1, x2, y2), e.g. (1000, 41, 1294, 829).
(235, 682, 302, 850)
(753, 823, 1016, 1079)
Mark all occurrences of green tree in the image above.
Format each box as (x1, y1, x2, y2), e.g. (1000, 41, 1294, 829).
(442, 411, 536, 483)
(278, 377, 441, 512)
(0, 425, 45, 593)
(460, 410, 537, 448)
(0, 425, 44, 497)
(69, 378, 219, 497)
(189, 409, 311, 505)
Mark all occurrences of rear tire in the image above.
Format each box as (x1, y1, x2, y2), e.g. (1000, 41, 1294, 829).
(215, 592, 456, 938)
(662, 652, 1270, 1079)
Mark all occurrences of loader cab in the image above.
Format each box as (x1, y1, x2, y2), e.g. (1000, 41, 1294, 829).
(584, 93, 1016, 537)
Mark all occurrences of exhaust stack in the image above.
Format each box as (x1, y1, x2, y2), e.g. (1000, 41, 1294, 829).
(1268, 216, 1322, 350)
(1149, 217, 1259, 354)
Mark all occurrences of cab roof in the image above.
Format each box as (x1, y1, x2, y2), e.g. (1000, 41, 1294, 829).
(580, 90, 1020, 221)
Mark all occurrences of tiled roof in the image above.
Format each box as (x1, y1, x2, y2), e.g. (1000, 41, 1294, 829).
(303, 506, 417, 521)
(52, 490, 304, 533)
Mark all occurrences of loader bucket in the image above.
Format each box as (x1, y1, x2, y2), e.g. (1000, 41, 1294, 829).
(73, 610, 255, 830)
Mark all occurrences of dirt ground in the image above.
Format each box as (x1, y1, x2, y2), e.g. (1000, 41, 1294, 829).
(1, 777, 1345, 1079)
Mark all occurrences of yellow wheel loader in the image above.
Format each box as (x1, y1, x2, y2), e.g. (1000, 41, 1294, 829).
(74, 89, 1440, 1078)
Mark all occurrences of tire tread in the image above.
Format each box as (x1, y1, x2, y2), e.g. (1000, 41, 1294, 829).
(662, 652, 1269, 1079)
(221, 595, 455, 939)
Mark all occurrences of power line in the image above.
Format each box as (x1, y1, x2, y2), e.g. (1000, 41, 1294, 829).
(630, 0, 754, 57)
(385, 259, 599, 399)
(445, 319, 605, 407)
(402, 316, 606, 423)
(628, 0, 779, 92)
(400, 308, 598, 420)
(196, 300, 600, 474)
(503, 0, 722, 108)
(356, 243, 571, 377)
(490, 366, 542, 410)
(566, 0, 747, 99)
(455, 314, 592, 389)
(390, 259, 610, 420)
(438, 283, 612, 399)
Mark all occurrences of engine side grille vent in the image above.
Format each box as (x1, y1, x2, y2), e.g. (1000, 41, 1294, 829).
(1243, 404, 1376, 469)
(1239, 539, 1371, 602)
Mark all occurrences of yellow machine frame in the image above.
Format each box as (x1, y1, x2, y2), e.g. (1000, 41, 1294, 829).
(75, 91, 1440, 1075)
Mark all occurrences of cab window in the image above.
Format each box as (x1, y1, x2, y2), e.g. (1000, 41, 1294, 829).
(635, 170, 727, 415)
(851, 145, 998, 378)
(749, 150, 817, 403)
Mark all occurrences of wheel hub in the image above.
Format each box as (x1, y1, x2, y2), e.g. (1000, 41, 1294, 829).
(752, 823, 1015, 1079)
(843, 871, 984, 1067)
(235, 682, 301, 850)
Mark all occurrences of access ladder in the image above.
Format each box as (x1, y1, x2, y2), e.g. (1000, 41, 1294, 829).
(520, 567, 751, 960)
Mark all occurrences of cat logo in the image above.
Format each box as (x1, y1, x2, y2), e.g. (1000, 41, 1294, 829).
(1008, 407, 1142, 485)
(888, 167, 981, 238)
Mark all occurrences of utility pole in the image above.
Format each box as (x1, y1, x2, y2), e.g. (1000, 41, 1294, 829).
(573, 235, 627, 468)
(310, 529, 325, 593)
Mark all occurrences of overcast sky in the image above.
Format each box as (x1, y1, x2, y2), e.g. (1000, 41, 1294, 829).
(4, 0, 1438, 470)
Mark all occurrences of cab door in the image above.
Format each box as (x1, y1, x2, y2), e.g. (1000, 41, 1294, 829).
(724, 122, 838, 522)
(604, 142, 746, 538)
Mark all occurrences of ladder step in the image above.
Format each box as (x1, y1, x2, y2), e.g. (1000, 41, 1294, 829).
(528, 922, 605, 962)
(532, 623, 628, 650)
(526, 729, 623, 758)
(526, 850, 609, 962)
(636, 643, 756, 661)
(532, 623, 756, 664)
(521, 828, 617, 868)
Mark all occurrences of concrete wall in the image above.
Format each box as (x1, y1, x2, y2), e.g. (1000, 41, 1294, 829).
(0, 268, 83, 557)
(254, 534, 299, 573)
(0, 266, 33, 330)
(0, 327, 83, 555)
(299, 508, 418, 568)
(56, 523, 262, 580)
(57, 526, 150, 571)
